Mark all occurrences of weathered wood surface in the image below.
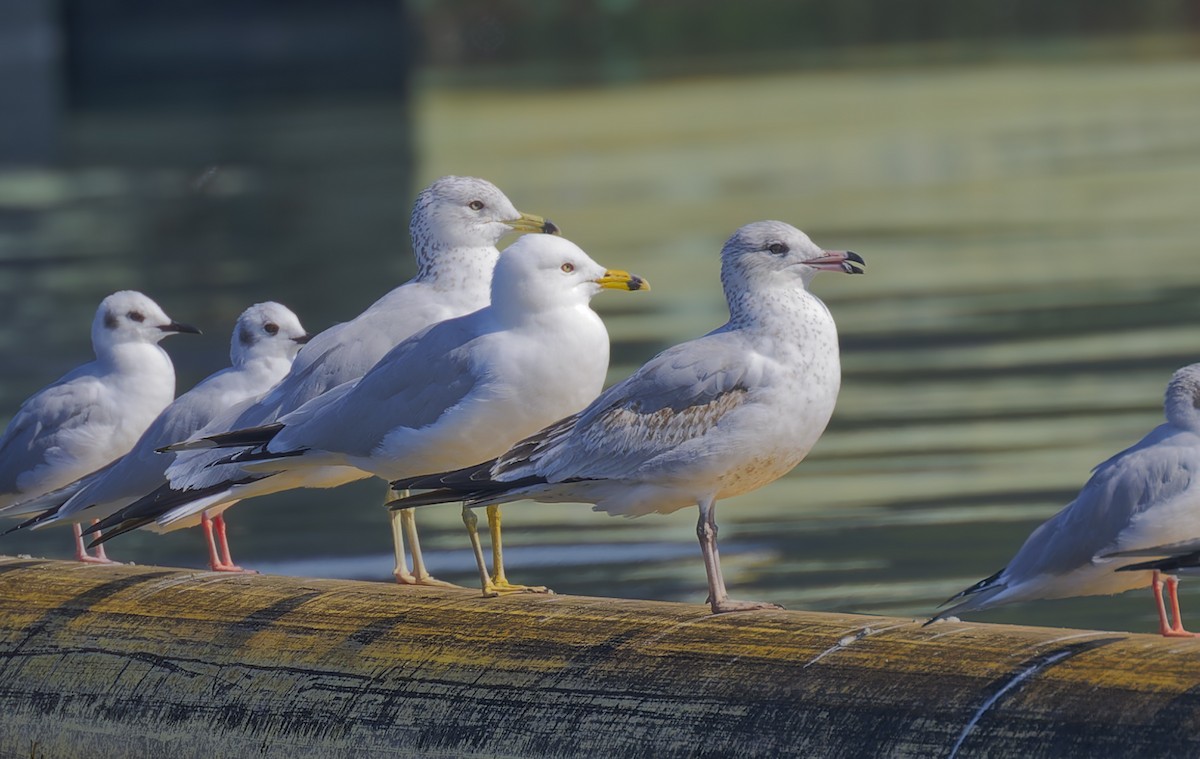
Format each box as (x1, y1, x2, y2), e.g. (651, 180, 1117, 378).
(0, 557, 1198, 758)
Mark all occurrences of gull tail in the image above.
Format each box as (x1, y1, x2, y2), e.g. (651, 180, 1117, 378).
(159, 422, 286, 453)
(924, 567, 1007, 626)
(4, 506, 67, 535)
(207, 444, 308, 468)
(83, 475, 266, 546)
(0, 478, 88, 520)
(1115, 552, 1200, 573)
(389, 459, 546, 510)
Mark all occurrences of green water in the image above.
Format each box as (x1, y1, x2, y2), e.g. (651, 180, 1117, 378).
(4, 53, 1200, 634)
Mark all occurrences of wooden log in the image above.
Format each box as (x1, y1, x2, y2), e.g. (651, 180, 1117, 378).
(0, 557, 1198, 758)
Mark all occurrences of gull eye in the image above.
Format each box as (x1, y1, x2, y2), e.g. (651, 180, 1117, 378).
(127, 310, 145, 323)
(468, 200, 485, 211)
(264, 322, 280, 336)
(561, 262, 575, 273)
(766, 242, 788, 256)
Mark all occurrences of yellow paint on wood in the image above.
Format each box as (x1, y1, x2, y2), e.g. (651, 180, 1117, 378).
(0, 557, 1198, 758)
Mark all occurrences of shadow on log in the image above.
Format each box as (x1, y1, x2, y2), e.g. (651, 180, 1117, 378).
(1, 557, 1198, 758)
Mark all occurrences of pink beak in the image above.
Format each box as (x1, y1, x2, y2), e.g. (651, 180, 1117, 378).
(806, 250, 864, 274)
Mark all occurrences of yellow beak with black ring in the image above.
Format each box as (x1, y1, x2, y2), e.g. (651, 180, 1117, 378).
(476, 266, 648, 598)
(596, 270, 650, 292)
(504, 212, 561, 236)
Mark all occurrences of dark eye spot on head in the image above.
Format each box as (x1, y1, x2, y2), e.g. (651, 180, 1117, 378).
(104, 311, 118, 329)
(264, 322, 280, 336)
(127, 310, 145, 323)
(468, 200, 485, 211)
(239, 325, 255, 346)
(766, 242, 788, 256)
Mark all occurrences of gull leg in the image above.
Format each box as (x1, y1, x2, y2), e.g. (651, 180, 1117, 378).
(201, 513, 223, 571)
(74, 521, 118, 565)
(463, 505, 498, 597)
(401, 508, 458, 588)
(210, 513, 256, 573)
(385, 490, 460, 587)
(696, 497, 781, 615)
(485, 504, 550, 595)
(387, 490, 417, 584)
(1152, 571, 1181, 637)
(1164, 574, 1199, 637)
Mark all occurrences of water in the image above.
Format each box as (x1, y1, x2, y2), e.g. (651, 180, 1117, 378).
(4, 52, 1200, 634)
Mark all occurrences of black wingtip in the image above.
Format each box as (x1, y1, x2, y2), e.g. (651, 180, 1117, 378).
(1115, 552, 1200, 573)
(937, 567, 1005, 607)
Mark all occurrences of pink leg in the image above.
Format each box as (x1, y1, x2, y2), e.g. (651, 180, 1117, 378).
(696, 498, 782, 615)
(1165, 575, 1198, 637)
(213, 514, 256, 574)
(73, 521, 117, 565)
(201, 513, 223, 570)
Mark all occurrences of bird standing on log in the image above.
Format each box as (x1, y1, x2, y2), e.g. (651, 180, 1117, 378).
(96, 235, 647, 595)
(2, 302, 308, 572)
(93, 176, 558, 583)
(0, 291, 200, 562)
(932, 363, 1200, 637)
(391, 220, 863, 614)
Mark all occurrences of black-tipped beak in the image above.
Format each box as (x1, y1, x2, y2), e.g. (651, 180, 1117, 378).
(807, 250, 865, 275)
(160, 321, 202, 335)
(596, 270, 650, 292)
(292, 333, 313, 345)
(505, 212, 560, 236)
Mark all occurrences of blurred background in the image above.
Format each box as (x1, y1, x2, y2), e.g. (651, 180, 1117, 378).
(3, 0, 1200, 632)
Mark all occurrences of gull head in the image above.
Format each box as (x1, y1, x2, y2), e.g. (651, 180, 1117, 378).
(720, 220, 864, 294)
(92, 291, 201, 351)
(231, 301, 309, 366)
(411, 176, 559, 256)
(1165, 362, 1200, 432)
(490, 234, 647, 317)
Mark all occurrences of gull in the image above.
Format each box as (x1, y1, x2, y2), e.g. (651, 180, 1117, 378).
(3, 302, 308, 571)
(931, 363, 1200, 637)
(0, 290, 200, 562)
(94, 235, 646, 595)
(390, 220, 864, 614)
(95, 176, 557, 582)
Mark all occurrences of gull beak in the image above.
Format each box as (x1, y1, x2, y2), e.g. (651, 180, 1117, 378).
(292, 333, 313, 345)
(159, 321, 202, 335)
(596, 270, 649, 292)
(504, 212, 560, 236)
(807, 250, 865, 274)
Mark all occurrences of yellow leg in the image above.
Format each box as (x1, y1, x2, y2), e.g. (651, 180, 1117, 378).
(485, 504, 551, 595)
(463, 505, 499, 598)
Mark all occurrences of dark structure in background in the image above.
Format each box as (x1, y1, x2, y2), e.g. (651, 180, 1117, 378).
(0, 0, 414, 385)
(62, 0, 411, 110)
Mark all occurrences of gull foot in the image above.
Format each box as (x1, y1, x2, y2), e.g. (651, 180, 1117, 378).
(393, 571, 463, 589)
(75, 553, 120, 566)
(209, 564, 258, 574)
(710, 598, 784, 615)
(1161, 629, 1200, 638)
(484, 578, 554, 596)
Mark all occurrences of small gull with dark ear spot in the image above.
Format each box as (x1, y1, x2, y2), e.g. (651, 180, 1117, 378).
(82, 176, 562, 589)
(0, 290, 198, 563)
(3, 301, 308, 575)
